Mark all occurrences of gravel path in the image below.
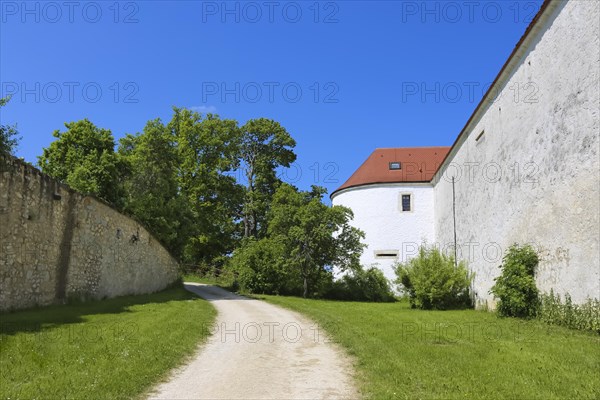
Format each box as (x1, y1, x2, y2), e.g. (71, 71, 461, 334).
(148, 283, 359, 400)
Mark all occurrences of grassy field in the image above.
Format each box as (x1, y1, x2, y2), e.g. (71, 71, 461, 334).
(0, 287, 216, 399)
(263, 295, 600, 400)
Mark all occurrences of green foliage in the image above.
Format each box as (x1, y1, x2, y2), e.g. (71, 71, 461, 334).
(228, 237, 300, 295)
(117, 109, 245, 263)
(170, 108, 244, 263)
(226, 184, 365, 298)
(38, 119, 125, 206)
(267, 184, 365, 297)
(182, 267, 238, 292)
(0, 96, 20, 156)
(36, 109, 301, 269)
(238, 118, 296, 238)
(118, 118, 190, 258)
(490, 244, 540, 318)
(539, 290, 600, 333)
(325, 267, 396, 302)
(394, 245, 473, 310)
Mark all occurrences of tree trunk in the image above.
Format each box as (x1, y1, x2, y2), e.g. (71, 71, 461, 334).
(243, 162, 254, 238)
(303, 277, 308, 299)
(243, 215, 250, 238)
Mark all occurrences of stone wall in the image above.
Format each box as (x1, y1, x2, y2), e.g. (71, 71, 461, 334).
(433, 0, 600, 306)
(0, 156, 179, 311)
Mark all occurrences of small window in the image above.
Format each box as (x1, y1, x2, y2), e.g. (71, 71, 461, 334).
(389, 162, 401, 170)
(402, 194, 411, 212)
(375, 250, 399, 259)
(475, 130, 485, 141)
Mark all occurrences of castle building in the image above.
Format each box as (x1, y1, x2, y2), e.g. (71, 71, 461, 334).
(331, 147, 449, 282)
(332, 0, 599, 306)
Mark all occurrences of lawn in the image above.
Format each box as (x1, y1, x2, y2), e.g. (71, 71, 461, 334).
(263, 295, 600, 400)
(0, 286, 216, 399)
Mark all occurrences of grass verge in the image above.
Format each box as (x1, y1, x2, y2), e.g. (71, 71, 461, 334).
(262, 295, 600, 399)
(183, 273, 236, 291)
(0, 286, 216, 399)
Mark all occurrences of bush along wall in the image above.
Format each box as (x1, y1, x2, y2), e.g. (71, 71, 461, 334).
(490, 244, 540, 318)
(394, 245, 473, 310)
(490, 243, 599, 334)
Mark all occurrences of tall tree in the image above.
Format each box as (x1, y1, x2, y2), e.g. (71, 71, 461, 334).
(38, 119, 125, 206)
(0, 96, 20, 156)
(268, 184, 365, 297)
(118, 118, 190, 259)
(239, 118, 296, 238)
(170, 108, 244, 264)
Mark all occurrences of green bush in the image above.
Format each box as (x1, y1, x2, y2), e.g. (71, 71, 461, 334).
(324, 267, 396, 302)
(490, 244, 539, 318)
(227, 237, 301, 295)
(394, 246, 473, 310)
(539, 290, 600, 333)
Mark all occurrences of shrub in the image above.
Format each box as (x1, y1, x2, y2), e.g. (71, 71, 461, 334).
(539, 290, 600, 333)
(227, 237, 301, 295)
(324, 267, 395, 302)
(490, 244, 539, 318)
(394, 246, 473, 310)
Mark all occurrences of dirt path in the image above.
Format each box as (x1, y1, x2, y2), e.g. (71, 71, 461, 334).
(148, 283, 359, 400)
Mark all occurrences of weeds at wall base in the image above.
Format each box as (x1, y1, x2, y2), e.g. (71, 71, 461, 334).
(538, 290, 600, 334)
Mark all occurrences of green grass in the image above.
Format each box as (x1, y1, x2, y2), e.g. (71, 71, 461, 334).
(262, 295, 600, 400)
(0, 287, 216, 399)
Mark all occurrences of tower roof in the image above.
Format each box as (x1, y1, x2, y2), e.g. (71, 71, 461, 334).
(331, 147, 450, 197)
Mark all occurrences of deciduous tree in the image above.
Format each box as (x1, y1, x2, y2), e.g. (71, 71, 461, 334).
(267, 184, 365, 297)
(170, 108, 244, 264)
(238, 118, 296, 238)
(0, 96, 20, 156)
(118, 118, 190, 259)
(38, 119, 125, 206)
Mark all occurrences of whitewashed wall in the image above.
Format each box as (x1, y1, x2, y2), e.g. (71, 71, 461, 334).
(433, 0, 600, 306)
(332, 184, 436, 281)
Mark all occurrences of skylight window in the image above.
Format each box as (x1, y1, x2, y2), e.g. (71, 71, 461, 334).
(389, 162, 401, 170)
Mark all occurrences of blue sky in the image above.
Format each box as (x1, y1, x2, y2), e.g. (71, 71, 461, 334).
(0, 0, 543, 196)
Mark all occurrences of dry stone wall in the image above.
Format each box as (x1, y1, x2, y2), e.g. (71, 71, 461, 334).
(0, 156, 179, 311)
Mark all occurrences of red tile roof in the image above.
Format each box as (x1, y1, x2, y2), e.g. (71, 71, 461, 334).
(332, 147, 451, 196)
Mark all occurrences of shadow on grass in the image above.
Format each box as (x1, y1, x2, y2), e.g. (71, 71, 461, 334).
(0, 284, 199, 337)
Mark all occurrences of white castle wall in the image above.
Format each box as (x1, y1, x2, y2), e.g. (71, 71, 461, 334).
(332, 184, 436, 282)
(432, 0, 600, 306)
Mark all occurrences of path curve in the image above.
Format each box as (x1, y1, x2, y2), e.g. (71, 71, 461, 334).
(148, 283, 358, 400)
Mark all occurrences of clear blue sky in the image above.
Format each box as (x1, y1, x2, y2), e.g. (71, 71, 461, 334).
(0, 0, 543, 196)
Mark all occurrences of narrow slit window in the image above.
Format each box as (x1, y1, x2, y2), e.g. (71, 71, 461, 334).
(475, 130, 485, 141)
(375, 250, 399, 259)
(389, 162, 401, 170)
(402, 194, 411, 212)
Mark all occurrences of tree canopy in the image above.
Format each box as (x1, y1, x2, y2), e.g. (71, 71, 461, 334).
(38, 119, 125, 206)
(267, 184, 365, 297)
(34, 109, 379, 301)
(239, 118, 296, 238)
(0, 96, 20, 156)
